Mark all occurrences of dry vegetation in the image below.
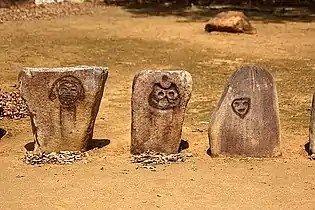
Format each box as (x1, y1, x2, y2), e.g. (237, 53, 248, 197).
(1, 5, 315, 209)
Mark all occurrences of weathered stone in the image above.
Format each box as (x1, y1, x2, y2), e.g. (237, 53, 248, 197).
(208, 65, 281, 157)
(19, 66, 108, 153)
(131, 70, 192, 154)
(309, 93, 315, 155)
(205, 11, 256, 34)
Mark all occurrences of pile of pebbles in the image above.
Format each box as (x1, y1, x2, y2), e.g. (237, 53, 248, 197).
(131, 150, 193, 169)
(0, 2, 96, 23)
(24, 151, 84, 165)
(0, 90, 29, 120)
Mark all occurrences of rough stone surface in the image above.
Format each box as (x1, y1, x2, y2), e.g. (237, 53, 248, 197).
(19, 66, 108, 153)
(208, 65, 281, 157)
(309, 93, 315, 156)
(205, 11, 256, 34)
(131, 70, 192, 154)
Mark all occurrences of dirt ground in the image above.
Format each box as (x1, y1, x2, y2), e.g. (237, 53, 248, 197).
(1, 5, 315, 209)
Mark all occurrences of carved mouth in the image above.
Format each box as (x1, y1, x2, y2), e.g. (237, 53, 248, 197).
(237, 108, 246, 113)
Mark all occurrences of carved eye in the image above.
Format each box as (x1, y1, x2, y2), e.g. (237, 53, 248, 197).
(70, 87, 78, 93)
(242, 101, 248, 106)
(156, 90, 166, 99)
(59, 87, 68, 94)
(167, 90, 178, 100)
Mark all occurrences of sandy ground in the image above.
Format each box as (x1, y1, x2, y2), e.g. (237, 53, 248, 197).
(1, 5, 315, 209)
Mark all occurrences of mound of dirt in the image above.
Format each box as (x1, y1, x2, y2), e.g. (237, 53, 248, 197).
(204, 11, 256, 34)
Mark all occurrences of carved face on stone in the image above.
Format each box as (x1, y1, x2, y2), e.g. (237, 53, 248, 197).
(231, 97, 250, 118)
(50, 76, 85, 107)
(149, 75, 180, 110)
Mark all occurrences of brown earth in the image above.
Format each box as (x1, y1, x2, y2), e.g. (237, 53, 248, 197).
(1, 5, 315, 209)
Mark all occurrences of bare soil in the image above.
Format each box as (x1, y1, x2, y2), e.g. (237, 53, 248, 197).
(1, 5, 315, 209)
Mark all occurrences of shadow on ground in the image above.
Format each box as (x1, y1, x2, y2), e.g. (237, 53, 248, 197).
(178, 139, 189, 152)
(0, 128, 6, 139)
(120, 2, 315, 23)
(87, 139, 111, 150)
(305, 142, 311, 155)
(24, 139, 111, 151)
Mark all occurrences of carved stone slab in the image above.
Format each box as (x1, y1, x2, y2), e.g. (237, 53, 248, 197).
(309, 93, 315, 155)
(131, 70, 192, 154)
(19, 66, 108, 153)
(208, 65, 281, 157)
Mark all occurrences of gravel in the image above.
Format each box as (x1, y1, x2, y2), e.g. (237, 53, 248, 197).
(0, 89, 29, 120)
(131, 150, 193, 169)
(0, 2, 97, 23)
(24, 151, 84, 165)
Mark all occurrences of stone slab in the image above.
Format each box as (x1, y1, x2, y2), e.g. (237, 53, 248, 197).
(309, 92, 315, 155)
(131, 70, 192, 154)
(19, 66, 108, 153)
(208, 65, 281, 157)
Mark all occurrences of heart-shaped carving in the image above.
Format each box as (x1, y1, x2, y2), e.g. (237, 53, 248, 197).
(231, 97, 250, 119)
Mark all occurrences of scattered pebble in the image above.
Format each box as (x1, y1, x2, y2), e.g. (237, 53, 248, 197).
(24, 151, 84, 165)
(131, 150, 193, 169)
(0, 90, 29, 120)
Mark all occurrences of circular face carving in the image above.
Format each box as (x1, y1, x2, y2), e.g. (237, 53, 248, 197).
(49, 76, 85, 107)
(231, 97, 250, 119)
(149, 79, 180, 110)
(58, 80, 80, 106)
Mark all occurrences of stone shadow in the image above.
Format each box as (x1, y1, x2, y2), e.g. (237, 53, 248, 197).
(24, 138, 111, 152)
(87, 139, 111, 150)
(305, 142, 311, 155)
(178, 139, 189, 152)
(206, 148, 211, 156)
(0, 128, 7, 139)
(24, 141, 35, 151)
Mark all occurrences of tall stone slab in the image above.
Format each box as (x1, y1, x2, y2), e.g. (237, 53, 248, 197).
(208, 65, 281, 157)
(131, 70, 192, 154)
(309, 93, 315, 156)
(19, 66, 108, 153)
